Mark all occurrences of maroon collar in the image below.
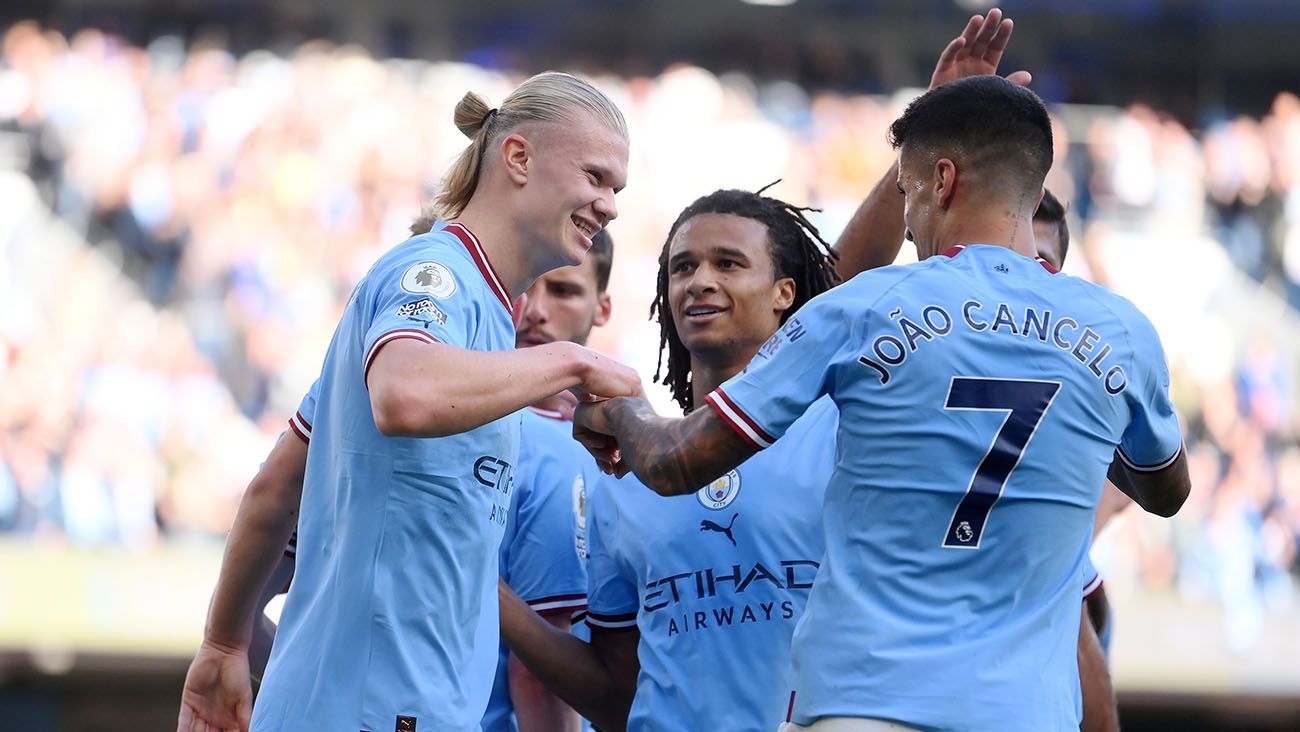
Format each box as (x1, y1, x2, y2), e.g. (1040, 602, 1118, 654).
(443, 222, 515, 315)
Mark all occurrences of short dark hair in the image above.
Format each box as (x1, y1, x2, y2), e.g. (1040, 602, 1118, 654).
(588, 229, 614, 293)
(650, 186, 841, 412)
(888, 75, 1053, 198)
(1033, 189, 1070, 265)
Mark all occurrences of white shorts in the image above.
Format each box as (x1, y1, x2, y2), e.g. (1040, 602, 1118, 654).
(778, 718, 921, 732)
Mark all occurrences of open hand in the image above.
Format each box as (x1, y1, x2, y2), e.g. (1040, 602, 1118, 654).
(931, 8, 1032, 90)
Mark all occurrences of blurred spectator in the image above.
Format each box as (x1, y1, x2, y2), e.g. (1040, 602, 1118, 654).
(0, 22, 1297, 636)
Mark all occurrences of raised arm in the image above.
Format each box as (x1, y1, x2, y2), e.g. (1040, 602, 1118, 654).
(833, 8, 1031, 280)
(499, 581, 639, 732)
(572, 397, 758, 497)
(369, 339, 642, 438)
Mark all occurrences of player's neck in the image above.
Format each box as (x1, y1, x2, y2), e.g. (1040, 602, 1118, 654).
(689, 352, 752, 407)
(935, 214, 1038, 259)
(453, 204, 532, 299)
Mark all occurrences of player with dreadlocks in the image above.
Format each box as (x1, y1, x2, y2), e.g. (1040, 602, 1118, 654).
(496, 184, 845, 731)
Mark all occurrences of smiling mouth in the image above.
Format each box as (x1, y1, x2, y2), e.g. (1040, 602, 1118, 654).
(572, 216, 598, 239)
(683, 306, 726, 321)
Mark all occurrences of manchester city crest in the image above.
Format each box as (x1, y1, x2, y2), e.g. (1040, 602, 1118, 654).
(696, 470, 741, 510)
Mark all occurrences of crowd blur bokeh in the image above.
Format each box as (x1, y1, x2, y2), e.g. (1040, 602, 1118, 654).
(1, 22, 1297, 646)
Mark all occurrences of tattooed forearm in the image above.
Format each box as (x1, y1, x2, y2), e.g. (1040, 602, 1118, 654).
(603, 397, 759, 496)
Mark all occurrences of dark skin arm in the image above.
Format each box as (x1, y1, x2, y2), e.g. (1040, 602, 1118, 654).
(498, 581, 639, 732)
(573, 397, 757, 496)
(1106, 447, 1190, 518)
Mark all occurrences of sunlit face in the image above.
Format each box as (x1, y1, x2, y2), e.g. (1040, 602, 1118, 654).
(666, 213, 794, 361)
(516, 113, 627, 270)
(515, 256, 609, 348)
(1033, 219, 1064, 270)
(897, 144, 942, 259)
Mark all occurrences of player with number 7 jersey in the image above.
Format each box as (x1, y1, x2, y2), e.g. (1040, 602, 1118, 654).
(573, 76, 1189, 732)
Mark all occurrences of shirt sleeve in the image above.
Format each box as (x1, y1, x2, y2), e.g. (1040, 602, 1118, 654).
(287, 379, 319, 444)
(585, 476, 639, 632)
(361, 250, 481, 384)
(504, 448, 589, 617)
(1116, 311, 1183, 471)
(1082, 554, 1102, 600)
(705, 286, 862, 448)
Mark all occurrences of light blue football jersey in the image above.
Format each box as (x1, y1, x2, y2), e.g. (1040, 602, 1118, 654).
(281, 379, 320, 558)
(586, 397, 837, 732)
(707, 245, 1182, 731)
(252, 222, 521, 732)
(481, 407, 593, 732)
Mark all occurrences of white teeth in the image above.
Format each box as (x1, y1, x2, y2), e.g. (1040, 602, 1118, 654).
(573, 218, 594, 237)
(687, 307, 720, 316)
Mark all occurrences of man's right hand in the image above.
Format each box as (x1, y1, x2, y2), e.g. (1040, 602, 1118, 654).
(178, 638, 253, 732)
(930, 8, 1032, 90)
(569, 345, 645, 402)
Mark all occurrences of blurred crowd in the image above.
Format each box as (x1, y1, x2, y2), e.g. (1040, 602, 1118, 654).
(1, 22, 1297, 632)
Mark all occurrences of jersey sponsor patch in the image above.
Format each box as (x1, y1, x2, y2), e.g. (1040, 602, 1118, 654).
(395, 297, 448, 326)
(400, 261, 457, 299)
(697, 470, 741, 510)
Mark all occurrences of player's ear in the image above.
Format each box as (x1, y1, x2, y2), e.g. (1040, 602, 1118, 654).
(935, 158, 958, 209)
(593, 291, 612, 328)
(501, 133, 530, 187)
(772, 276, 796, 312)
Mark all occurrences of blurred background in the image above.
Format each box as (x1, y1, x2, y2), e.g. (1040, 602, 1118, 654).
(1, 0, 1298, 730)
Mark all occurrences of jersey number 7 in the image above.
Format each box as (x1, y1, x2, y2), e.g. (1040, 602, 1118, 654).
(942, 377, 1061, 549)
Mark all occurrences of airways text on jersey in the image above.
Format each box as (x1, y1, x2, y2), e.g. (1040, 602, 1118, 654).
(644, 558, 819, 637)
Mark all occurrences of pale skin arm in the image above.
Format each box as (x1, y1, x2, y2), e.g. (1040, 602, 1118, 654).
(499, 581, 640, 732)
(369, 340, 643, 438)
(509, 613, 581, 732)
(833, 8, 1032, 280)
(247, 551, 297, 681)
(178, 432, 308, 732)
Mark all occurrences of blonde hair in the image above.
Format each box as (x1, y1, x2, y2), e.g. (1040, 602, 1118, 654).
(412, 71, 627, 233)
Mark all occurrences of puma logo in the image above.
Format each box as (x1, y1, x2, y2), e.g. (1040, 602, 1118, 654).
(700, 513, 739, 546)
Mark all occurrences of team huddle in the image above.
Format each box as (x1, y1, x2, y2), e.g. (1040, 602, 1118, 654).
(178, 9, 1190, 732)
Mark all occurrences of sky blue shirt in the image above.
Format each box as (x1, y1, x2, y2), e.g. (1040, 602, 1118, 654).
(707, 245, 1182, 731)
(587, 397, 837, 732)
(481, 407, 593, 732)
(252, 222, 520, 732)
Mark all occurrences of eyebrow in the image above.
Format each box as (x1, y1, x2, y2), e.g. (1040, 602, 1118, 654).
(711, 246, 751, 261)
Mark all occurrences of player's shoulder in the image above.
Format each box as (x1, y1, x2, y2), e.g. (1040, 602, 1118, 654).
(836, 261, 924, 297)
(789, 394, 839, 434)
(367, 224, 479, 290)
(1057, 273, 1163, 347)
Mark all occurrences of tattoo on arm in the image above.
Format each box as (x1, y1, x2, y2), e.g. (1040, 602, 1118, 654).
(604, 397, 759, 496)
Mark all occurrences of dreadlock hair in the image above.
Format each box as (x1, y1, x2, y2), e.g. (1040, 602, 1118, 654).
(650, 185, 841, 413)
